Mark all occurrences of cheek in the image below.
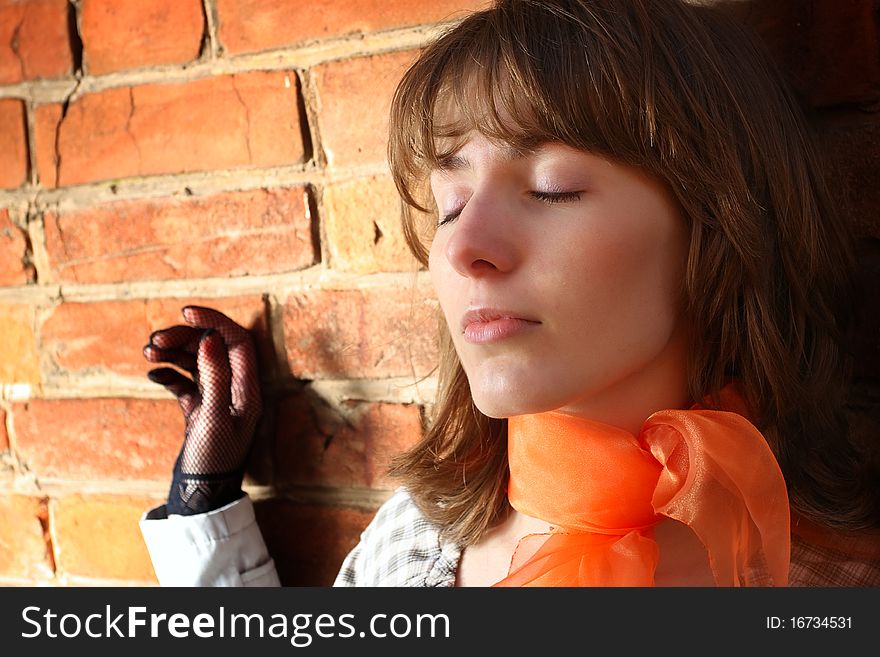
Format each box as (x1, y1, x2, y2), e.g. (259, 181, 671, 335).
(548, 230, 652, 307)
(551, 221, 685, 330)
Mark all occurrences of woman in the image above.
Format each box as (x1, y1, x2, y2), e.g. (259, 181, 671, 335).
(140, 0, 880, 586)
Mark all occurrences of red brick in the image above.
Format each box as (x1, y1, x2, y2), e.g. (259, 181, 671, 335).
(733, 1, 880, 107)
(0, 408, 7, 452)
(809, 2, 880, 107)
(42, 72, 305, 187)
(323, 174, 420, 273)
(52, 494, 161, 582)
(847, 399, 880, 475)
(0, 99, 27, 189)
(217, 0, 488, 55)
(0, 304, 40, 384)
(41, 295, 271, 379)
(313, 50, 417, 168)
(0, 208, 34, 284)
(850, 241, 880, 379)
(282, 284, 438, 379)
(34, 103, 62, 188)
(254, 499, 376, 585)
(80, 0, 204, 75)
(44, 187, 315, 283)
(0, 495, 54, 580)
(0, 0, 72, 84)
(275, 397, 422, 488)
(818, 115, 880, 240)
(12, 398, 183, 480)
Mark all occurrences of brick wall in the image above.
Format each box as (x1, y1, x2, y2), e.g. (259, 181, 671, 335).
(1, 0, 878, 586)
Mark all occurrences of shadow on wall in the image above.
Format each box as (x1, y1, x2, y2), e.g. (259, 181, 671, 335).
(718, 0, 880, 477)
(238, 294, 435, 586)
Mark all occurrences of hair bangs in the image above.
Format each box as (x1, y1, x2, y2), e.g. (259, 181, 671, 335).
(388, 0, 651, 229)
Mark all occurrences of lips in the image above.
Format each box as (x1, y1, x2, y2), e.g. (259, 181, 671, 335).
(460, 308, 541, 344)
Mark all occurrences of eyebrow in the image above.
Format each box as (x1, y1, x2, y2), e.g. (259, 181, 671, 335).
(435, 144, 536, 171)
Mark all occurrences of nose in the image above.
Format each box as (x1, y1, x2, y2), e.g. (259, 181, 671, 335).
(443, 193, 519, 277)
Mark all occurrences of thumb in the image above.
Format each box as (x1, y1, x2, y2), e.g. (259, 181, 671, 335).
(147, 367, 200, 419)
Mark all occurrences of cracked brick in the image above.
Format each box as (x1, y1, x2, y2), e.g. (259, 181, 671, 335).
(48, 72, 305, 186)
(0, 0, 72, 84)
(0, 208, 34, 285)
(126, 86, 143, 169)
(229, 76, 254, 163)
(40, 295, 271, 379)
(313, 50, 418, 168)
(322, 174, 420, 273)
(34, 103, 63, 188)
(0, 408, 7, 453)
(43, 187, 316, 283)
(274, 396, 424, 489)
(0, 496, 54, 581)
(281, 285, 438, 379)
(8, 16, 24, 80)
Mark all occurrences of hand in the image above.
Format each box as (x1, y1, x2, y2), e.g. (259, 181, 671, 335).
(143, 306, 263, 515)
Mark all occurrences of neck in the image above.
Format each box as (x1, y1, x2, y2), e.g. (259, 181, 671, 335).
(554, 331, 691, 435)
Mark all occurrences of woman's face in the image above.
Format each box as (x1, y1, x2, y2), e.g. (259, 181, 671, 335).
(428, 133, 691, 425)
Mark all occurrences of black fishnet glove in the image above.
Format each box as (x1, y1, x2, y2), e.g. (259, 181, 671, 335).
(143, 306, 263, 515)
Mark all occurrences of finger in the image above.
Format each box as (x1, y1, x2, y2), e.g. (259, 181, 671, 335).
(149, 325, 203, 352)
(228, 342, 262, 419)
(182, 306, 261, 416)
(143, 344, 198, 375)
(182, 306, 253, 348)
(197, 329, 233, 416)
(147, 367, 200, 418)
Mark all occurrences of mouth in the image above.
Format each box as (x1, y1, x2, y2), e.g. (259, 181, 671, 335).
(460, 308, 541, 344)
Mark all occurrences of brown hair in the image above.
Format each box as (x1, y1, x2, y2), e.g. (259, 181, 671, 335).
(387, 0, 878, 546)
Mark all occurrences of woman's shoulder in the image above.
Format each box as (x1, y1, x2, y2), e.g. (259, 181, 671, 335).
(789, 514, 880, 586)
(334, 487, 462, 586)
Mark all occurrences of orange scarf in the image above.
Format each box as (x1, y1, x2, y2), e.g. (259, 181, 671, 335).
(494, 388, 790, 587)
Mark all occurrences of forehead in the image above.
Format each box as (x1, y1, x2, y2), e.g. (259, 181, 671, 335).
(423, 66, 554, 159)
(433, 138, 533, 171)
(430, 139, 618, 185)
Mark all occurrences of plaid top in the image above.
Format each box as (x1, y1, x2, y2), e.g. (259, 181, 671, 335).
(334, 488, 880, 587)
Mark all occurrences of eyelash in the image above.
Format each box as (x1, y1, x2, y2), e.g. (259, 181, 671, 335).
(530, 190, 582, 204)
(438, 191, 582, 226)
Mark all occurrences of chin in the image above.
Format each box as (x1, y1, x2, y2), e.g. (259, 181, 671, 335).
(471, 398, 510, 419)
(469, 386, 561, 420)
(464, 357, 580, 417)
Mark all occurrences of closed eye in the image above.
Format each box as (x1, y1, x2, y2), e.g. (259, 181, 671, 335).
(530, 190, 582, 204)
(439, 207, 463, 226)
(439, 190, 582, 226)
